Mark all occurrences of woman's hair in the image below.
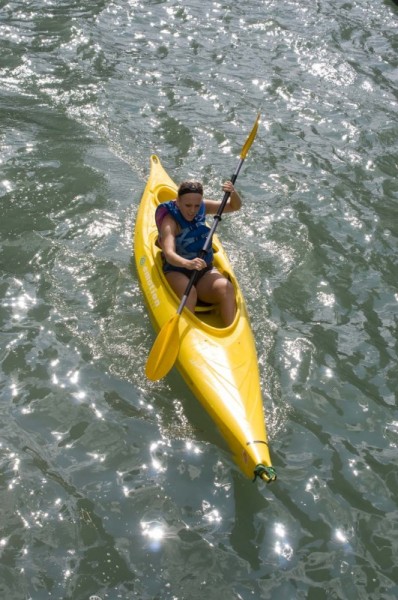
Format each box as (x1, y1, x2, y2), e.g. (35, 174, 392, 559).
(178, 181, 203, 197)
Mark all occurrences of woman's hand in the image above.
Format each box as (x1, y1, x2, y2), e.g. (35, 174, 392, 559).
(222, 180, 236, 194)
(203, 181, 242, 214)
(222, 180, 241, 211)
(186, 257, 207, 271)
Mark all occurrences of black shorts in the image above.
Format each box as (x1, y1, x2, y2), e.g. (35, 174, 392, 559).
(164, 264, 214, 285)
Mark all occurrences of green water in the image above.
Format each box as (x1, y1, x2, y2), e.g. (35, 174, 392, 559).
(1, 1, 397, 599)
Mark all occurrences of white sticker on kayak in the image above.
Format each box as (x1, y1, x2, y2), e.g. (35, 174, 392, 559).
(142, 264, 160, 308)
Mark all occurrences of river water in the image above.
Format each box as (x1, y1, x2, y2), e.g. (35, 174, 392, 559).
(1, 1, 397, 599)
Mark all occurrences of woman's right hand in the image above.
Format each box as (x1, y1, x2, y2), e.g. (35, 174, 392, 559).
(186, 257, 207, 271)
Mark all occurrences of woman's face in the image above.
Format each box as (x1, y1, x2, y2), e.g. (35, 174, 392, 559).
(176, 193, 202, 221)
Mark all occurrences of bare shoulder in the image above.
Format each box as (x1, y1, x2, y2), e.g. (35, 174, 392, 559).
(160, 213, 179, 235)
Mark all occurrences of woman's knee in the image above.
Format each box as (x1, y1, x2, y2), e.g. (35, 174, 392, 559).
(220, 279, 234, 301)
(167, 273, 196, 303)
(197, 272, 234, 304)
(226, 279, 234, 296)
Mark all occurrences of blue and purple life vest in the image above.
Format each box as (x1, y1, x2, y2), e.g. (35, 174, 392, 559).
(155, 200, 213, 272)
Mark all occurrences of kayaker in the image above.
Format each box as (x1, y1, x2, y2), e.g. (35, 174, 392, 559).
(155, 180, 242, 326)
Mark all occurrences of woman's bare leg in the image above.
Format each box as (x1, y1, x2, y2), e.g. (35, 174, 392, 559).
(196, 270, 236, 326)
(165, 272, 197, 313)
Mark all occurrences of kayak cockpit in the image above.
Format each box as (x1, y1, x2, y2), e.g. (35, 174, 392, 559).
(150, 185, 240, 330)
(151, 241, 233, 329)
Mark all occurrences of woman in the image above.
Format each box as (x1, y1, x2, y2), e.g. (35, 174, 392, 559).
(155, 180, 242, 326)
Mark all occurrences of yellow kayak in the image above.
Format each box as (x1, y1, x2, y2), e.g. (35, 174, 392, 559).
(134, 155, 276, 483)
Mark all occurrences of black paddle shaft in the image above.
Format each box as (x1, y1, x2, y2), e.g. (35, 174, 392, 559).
(176, 160, 244, 315)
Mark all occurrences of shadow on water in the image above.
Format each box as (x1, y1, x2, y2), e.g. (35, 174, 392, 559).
(230, 470, 269, 571)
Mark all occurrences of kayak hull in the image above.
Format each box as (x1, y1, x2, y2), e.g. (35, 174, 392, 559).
(134, 155, 276, 483)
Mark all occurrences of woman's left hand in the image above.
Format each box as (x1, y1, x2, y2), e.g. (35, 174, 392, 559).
(222, 181, 236, 194)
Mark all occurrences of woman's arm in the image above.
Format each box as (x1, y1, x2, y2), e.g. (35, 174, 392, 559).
(160, 215, 207, 270)
(204, 181, 242, 215)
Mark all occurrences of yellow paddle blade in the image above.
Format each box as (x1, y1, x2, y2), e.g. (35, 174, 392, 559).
(145, 314, 181, 380)
(240, 112, 261, 160)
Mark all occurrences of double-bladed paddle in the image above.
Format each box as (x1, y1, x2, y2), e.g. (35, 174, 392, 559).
(146, 112, 260, 381)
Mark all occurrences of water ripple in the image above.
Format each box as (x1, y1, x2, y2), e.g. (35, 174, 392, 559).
(1, 0, 398, 598)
